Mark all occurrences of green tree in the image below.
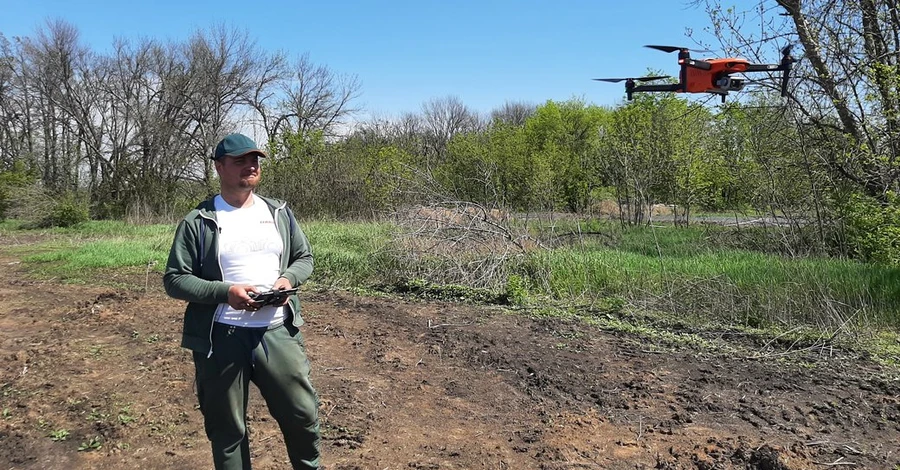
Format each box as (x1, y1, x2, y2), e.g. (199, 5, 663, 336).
(524, 99, 609, 212)
(261, 130, 414, 218)
(440, 122, 532, 209)
(602, 93, 682, 224)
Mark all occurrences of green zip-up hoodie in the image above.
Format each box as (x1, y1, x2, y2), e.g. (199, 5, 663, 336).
(163, 194, 313, 355)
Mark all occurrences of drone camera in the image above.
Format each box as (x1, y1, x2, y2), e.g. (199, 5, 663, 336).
(714, 76, 745, 91)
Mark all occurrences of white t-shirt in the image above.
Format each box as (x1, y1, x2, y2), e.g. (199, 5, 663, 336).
(213, 194, 286, 327)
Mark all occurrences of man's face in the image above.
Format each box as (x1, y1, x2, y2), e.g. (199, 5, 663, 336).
(215, 153, 261, 191)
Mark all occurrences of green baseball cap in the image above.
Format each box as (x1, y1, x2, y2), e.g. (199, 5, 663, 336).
(213, 133, 268, 160)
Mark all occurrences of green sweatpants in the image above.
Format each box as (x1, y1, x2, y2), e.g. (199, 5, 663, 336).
(192, 322, 321, 470)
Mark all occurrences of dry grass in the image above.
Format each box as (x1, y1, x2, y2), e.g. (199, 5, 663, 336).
(590, 199, 674, 219)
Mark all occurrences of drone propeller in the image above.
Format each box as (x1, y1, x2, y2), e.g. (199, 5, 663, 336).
(779, 44, 795, 96)
(593, 76, 670, 83)
(645, 45, 690, 54)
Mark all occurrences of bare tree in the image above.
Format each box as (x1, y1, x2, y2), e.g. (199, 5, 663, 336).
(392, 111, 428, 159)
(165, 25, 281, 191)
(0, 21, 361, 219)
(267, 53, 361, 145)
(17, 19, 99, 193)
(0, 34, 24, 169)
(1, 34, 41, 172)
(88, 37, 198, 215)
(244, 51, 289, 144)
(490, 100, 536, 126)
(421, 96, 480, 169)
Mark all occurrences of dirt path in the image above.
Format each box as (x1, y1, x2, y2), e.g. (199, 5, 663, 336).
(1, 252, 898, 469)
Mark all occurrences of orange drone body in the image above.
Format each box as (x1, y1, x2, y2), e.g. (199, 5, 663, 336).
(594, 45, 794, 102)
(682, 57, 751, 94)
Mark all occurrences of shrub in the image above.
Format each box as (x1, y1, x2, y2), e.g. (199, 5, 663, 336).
(0, 185, 9, 222)
(843, 192, 900, 264)
(46, 195, 90, 228)
(504, 274, 528, 305)
(0, 163, 38, 221)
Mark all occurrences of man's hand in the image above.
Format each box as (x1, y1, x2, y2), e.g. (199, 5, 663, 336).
(271, 277, 294, 306)
(227, 284, 261, 311)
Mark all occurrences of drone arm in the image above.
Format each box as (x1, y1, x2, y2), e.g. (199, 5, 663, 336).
(743, 62, 793, 97)
(743, 63, 783, 72)
(632, 84, 682, 92)
(631, 84, 682, 95)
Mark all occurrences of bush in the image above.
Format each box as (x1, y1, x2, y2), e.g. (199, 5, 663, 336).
(0, 163, 38, 221)
(843, 192, 900, 264)
(504, 274, 528, 305)
(0, 185, 10, 222)
(46, 195, 90, 228)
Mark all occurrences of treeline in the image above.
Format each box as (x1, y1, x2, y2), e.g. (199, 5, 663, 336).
(2, 0, 900, 263)
(0, 21, 360, 219)
(0, 21, 816, 222)
(267, 94, 809, 223)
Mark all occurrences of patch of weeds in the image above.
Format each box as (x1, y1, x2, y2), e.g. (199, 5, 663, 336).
(145, 334, 160, 344)
(147, 418, 179, 439)
(118, 405, 135, 425)
(78, 436, 102, 452)
(791, 358, 819, 370)
(87, 408, 110, 422)
(131, 330, 140, 340)
(583, 312, 727, 352)
(89, 345, 104, 358)
(344, 285, 393, 299)
(1, 408, 10, 419)
(552, 342, 583, 352)
(577, 296, 628, 320)
(1, 384, 21, 399)
(864, 330, 900, 367)
(48, 429, 70, 441)
(599, 296, 626, 315)
(551, 329, 584, 340)
(66, 396, 85, 407)
(504, 274, 529, 306)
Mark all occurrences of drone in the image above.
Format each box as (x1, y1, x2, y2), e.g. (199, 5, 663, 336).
(594, 45, 795, 102)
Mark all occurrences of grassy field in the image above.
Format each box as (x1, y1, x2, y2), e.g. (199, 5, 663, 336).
(2, 217, 899, 358)
(531, 230, 900, 326)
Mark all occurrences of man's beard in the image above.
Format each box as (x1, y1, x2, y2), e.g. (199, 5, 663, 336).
(238, 177, 258, 189)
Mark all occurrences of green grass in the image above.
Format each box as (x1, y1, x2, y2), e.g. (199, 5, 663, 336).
(528, 246, 900, 325)
(1, 218, 173, 238)
(26, 239, 169, 269)
(4, 217, 900, 344)
(15, 221, 173, 280)
(0, 219, 20, 231)
(524, 221, 900, 328)
(613, 224, 721, 257)
(4, 219, 394, 287)
(302, 220, 394, 286)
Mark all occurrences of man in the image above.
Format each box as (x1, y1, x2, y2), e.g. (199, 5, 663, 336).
(164, 133, 320, 469)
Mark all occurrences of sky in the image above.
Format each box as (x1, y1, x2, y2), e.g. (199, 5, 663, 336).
(0, 0, 757, 120)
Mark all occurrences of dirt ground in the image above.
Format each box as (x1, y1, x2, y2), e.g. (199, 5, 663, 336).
(1, 248, 899, 469)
